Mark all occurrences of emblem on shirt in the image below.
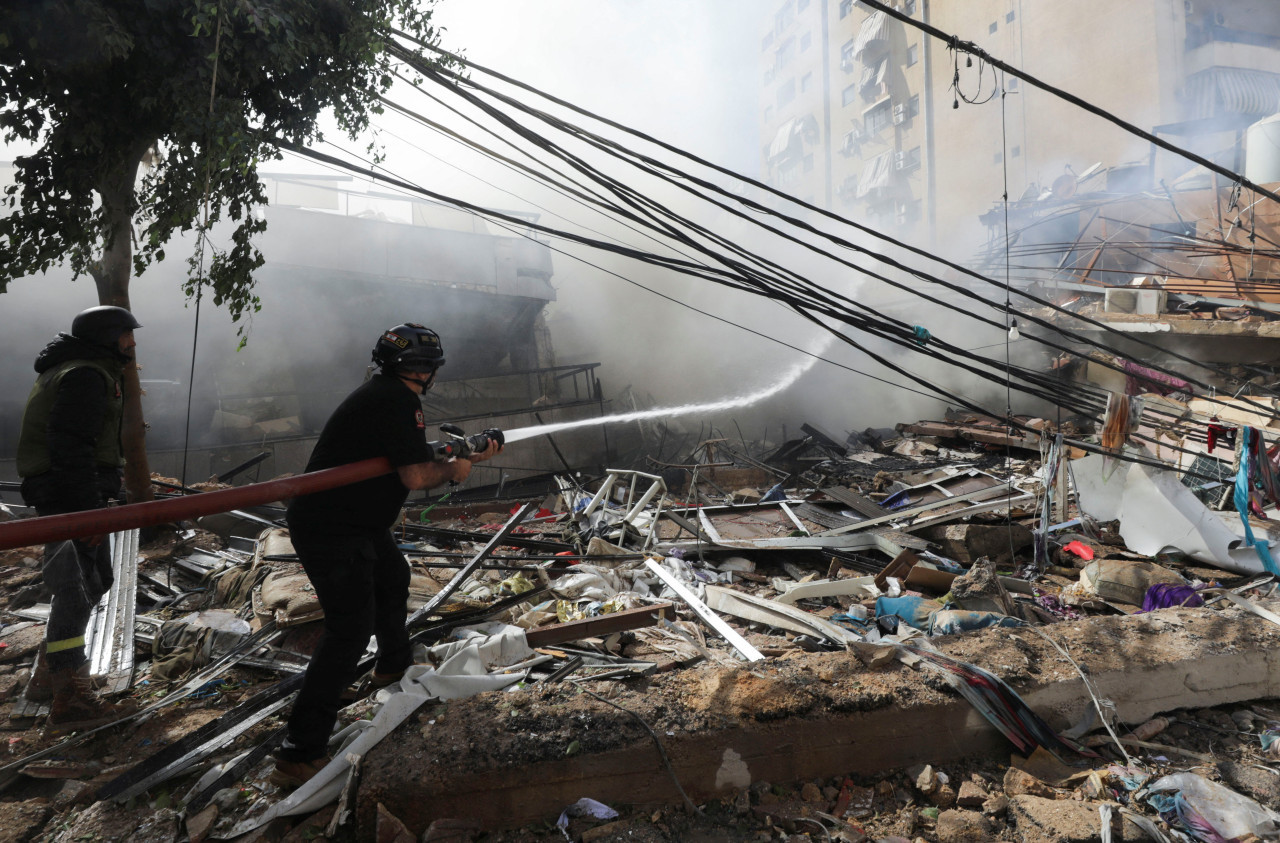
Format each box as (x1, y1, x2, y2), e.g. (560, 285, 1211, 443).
(415, 410, 425, 429)
(114, 381, 121, 399)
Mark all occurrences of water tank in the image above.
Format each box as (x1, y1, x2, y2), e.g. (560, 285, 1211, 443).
(1245, 113, 1280, 185)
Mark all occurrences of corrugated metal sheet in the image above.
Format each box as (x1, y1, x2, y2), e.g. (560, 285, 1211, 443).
(1185, 67, 1280, 119)
(85, 529, 138, 694)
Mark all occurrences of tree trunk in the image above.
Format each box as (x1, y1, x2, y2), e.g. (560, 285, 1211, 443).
(92, 141, 155, 504)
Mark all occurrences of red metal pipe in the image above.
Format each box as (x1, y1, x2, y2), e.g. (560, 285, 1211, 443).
(0, 458, 393, 551)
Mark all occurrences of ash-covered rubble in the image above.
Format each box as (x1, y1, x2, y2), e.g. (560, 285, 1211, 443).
(0, 416, 1279, 843)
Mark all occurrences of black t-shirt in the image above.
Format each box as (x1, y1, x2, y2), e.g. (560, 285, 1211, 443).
(287, 373, 432, 533)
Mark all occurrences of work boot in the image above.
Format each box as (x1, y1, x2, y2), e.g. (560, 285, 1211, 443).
(269, 756, 331, 790)
(340, 668, 407, 702)
(34, 659, 106, 703)
(48, 669, 137, 733)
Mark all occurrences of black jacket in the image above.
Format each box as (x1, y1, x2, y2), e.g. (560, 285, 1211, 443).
(19, 334, 128, 512)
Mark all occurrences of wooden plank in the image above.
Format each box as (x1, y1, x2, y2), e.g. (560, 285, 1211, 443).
(524, 603, 674, 648)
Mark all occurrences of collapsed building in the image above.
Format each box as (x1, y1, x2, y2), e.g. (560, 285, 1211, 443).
(7, 12, 1280, 843)
(2, 395, 1280, 841)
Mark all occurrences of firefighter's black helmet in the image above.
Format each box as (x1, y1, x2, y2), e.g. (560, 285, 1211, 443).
(71, 306, 142, 348)
(372, 323, 446, 374)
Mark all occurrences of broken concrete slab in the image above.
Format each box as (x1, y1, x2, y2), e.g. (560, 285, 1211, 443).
(355, 606, 1280, 836)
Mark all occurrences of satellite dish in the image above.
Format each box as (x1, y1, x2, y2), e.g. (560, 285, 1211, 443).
(1051, 172, 1078, 199)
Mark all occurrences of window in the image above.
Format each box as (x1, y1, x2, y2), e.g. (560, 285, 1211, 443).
(798, 0, 810, 9)
(776, 37, 796, 68)
(778, 78, 797, 108)
(897, 146, 921, 171)
(842, 83, 859, 107)
(993, 151, 1003, 163)
(840, 38, 856, 67)
(1008, 77, 1019, 90)
(803, 154, 815, 173)
(906, 44, 919, 66)
(903, 0, 916, 14)
(1006, 10, 1015, 22)
(762, 32, 774, 51)
(865, 99, 892, 134)
(800, 31, 812, 51)
(779, 157, 801, 186)
(775, 2, 794, 33)
(908, 94, 920, 117)
(840, 0, 853, 19)
(1011, 146, 1021, 158)
(989, 21, 998, 33)
(800, 71, 813, 93)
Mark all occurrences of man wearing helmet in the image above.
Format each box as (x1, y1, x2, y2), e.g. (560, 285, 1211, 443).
(272, 323, 500, 788)
(16, 305, 142, 731)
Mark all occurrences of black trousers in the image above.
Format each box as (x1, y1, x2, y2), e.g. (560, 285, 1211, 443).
(23, 475, 116, 671)
(278, 525, 413, 762)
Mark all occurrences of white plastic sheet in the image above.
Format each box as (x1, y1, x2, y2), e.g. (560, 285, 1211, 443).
(1073, 448, 1280, 574)
(223, 628, 532, 838)
(1148, 771, 1280, 839)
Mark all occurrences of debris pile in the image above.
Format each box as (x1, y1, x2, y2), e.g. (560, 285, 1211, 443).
(2, 414, 1280, 842)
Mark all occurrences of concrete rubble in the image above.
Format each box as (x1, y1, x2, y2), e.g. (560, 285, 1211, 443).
(2, 417, 1280, 842)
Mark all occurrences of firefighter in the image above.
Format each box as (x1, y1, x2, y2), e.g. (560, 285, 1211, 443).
(271, 323, 500, 788)
(17, 306, 142, 730)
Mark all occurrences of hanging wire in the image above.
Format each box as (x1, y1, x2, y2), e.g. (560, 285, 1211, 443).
(998, 68, 1022, 570)
(180, 1, 222, 492)
(949, 41, 998, 108)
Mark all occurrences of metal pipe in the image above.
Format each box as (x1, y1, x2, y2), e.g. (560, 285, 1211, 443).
(0, 457, 393, 551)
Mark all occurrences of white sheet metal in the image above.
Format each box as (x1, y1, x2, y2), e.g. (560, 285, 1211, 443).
(771, 575, 879, 606)
(644, 559, 764, 662)
(704, 586, 860, 646)
(85, 529, 139, 694)
(1072, 448, 1280, 574)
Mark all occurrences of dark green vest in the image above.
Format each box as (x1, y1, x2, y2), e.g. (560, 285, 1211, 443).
(16, 358, 125, 477)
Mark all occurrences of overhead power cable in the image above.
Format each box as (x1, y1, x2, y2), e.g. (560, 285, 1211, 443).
(384, 46, 1280, 429)
(271, 36, 1274, 478)
(386, 32, 1278, 418)
(283, 141, 1226, 482)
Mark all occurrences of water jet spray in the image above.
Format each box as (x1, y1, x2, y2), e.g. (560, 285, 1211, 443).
(504, 337, 832, 444)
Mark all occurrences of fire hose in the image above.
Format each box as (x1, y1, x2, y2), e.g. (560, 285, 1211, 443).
(0, 425, 505, 552)
(0, 457, 392, 552)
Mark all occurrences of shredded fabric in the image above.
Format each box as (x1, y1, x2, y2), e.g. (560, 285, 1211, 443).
(1121, 359, 1191, 397)
(1234, 427, 1280, 575)
(1138, 583, 1204, 613)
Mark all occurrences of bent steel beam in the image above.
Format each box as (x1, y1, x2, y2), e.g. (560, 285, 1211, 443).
(0, 458, 393, 551)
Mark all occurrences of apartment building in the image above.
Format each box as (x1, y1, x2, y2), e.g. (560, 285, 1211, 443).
(759, 0, 1280, 250)
(759, 0, 833, 207)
